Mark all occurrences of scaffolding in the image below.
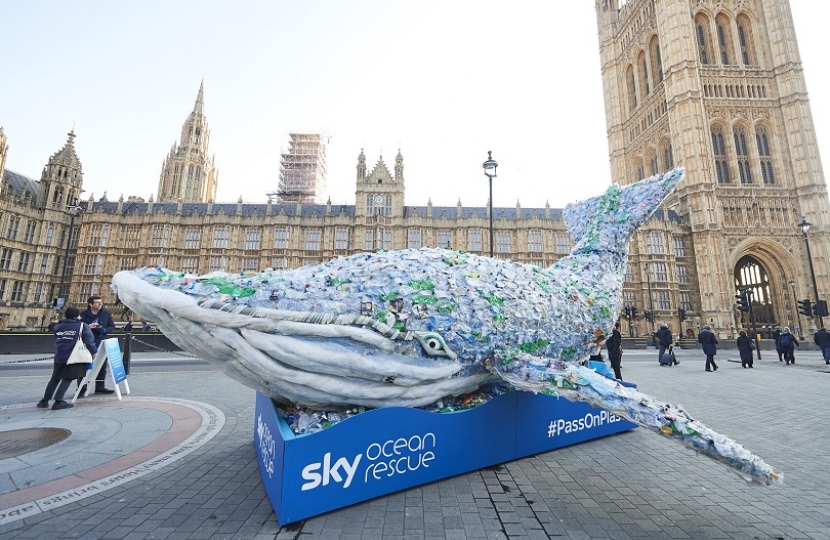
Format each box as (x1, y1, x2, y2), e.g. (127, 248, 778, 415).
(276, 133, 328, 204)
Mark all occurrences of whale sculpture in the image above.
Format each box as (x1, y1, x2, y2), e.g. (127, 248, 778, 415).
(111, 168, 781, 485)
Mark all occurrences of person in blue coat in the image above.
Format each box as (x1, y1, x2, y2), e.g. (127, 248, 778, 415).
(38, 306, 98, 410)
(697, 325, 719, 372)
(79, 295, 116, 394)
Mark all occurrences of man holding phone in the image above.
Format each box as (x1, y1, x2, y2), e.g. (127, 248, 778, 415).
(79, 295, 116, 394)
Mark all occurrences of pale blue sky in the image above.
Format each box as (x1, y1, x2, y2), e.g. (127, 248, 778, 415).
(1, 1, 827, 207)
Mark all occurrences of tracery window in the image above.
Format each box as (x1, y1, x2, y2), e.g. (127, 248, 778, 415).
(467, 229, 482, 252)
(555, 234, 571, 254)
(735, 125, 752, 184)
(712, 125, 730, 184)
(408, 228, 422, 249)
(184, 228, 201, 249)
(696, 15, 713, 65)
(436, 230, 452, 249)
(756, 125, 776, 185)
(646, 233, 665, 254)
(736, 14, 756, 65)
(527, 230, 543, 252)
(335, 228, 350, 250)
(496, 232, 511, 254)
(716, 14, 733, 65)
(245, 228, 261, 250)
(273, 227, 289, 249)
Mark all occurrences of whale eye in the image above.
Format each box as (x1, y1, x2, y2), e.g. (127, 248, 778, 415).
(413, 331, 458, 360)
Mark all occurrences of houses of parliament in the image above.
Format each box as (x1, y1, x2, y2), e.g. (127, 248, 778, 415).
(1, 0, 827, 340)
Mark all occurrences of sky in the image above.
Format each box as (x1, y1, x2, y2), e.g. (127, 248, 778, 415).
(1, 1, 828, 209)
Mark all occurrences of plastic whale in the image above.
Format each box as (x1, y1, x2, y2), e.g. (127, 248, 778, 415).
(112, 167, 781, 485)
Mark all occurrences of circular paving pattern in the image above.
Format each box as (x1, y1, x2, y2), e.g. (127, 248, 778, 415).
(0, 397, 225, 526)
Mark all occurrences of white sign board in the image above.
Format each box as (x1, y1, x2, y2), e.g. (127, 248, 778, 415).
(71, 337, 130, 402)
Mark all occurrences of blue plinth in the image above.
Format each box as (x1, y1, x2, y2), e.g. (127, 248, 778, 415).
(254, 389, 636, 525)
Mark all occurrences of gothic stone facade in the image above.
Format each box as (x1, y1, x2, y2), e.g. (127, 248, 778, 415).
(595, 0, 829, 336)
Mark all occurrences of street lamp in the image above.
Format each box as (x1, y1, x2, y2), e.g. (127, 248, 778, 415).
(789, 278, 803, 339)
(482, 151, 497, 258)
(798, 216, 823, 329)
(57, 200, 84, 309)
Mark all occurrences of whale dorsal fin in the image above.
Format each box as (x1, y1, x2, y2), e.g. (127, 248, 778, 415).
(563, 168, 685, 254)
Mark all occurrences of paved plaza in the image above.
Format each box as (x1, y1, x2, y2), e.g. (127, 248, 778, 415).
(1, 346, 829, 540)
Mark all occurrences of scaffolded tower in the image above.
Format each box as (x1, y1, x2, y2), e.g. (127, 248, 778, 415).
(276, 134, 328, 204)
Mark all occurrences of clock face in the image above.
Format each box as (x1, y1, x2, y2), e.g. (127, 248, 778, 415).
(374, 195, 385, 205)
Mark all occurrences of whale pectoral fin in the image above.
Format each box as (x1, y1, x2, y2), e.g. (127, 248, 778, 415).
(491, 360, 781, 487)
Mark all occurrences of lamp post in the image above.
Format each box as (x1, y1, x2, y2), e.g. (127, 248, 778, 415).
(789, 278, 803, 339)
(798, 216, 823, 329)
(482, 151, 498, 258)
(57, 201, 84, 309)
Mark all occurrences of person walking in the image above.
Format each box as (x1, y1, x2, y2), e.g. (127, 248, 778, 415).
(698, 325, 718, 372)
(772, 325, 784, 362)
(657, 323, 673, 364)
(814, 327, 830, 365)
(38, 306, 98, 410)
(777, 327, 799, 365)
(737, 330, 754, 368)
(606, 321, 623, 381)
(79, 295, 116, 394)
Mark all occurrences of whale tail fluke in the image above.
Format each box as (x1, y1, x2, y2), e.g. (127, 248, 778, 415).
(564, 167, 685, 254)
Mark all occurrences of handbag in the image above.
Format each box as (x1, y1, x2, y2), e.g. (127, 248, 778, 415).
(66, 323, 94, 365)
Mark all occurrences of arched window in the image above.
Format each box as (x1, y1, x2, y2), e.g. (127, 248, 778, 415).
(734, 125, 752, 184)
(756, 125, 776, 185)
(715, 14, 734, 65)
(661, 140, 674, 170)
(695, 14, 713, 65)
(648, 151, 659, 176)
(634, 157, 644, 182)
(626, 65, 637, 112)
(734, 256, 775, 325)
(650, 37, 663, 85)
(736, 14, 756, 66)
(637, 51, 649, 98)
(711, 125, 730, 184)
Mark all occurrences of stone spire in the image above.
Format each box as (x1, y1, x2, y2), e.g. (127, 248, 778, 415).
(156, 80, 218, 203)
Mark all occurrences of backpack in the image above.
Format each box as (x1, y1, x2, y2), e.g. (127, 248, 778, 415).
(778, 333, 793, 351)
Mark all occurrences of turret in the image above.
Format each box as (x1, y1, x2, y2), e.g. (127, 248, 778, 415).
(38, 130, 84, 209)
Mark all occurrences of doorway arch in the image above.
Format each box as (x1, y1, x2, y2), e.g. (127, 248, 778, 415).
(734, 255, 776, 325)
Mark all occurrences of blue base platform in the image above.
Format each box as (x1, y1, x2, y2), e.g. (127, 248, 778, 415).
(254, 389, 636, 525)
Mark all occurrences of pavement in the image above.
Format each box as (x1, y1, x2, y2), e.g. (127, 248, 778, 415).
(1, 346, 829, 540)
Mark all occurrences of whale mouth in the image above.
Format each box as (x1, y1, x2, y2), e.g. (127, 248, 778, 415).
(112, 270, 493, 409)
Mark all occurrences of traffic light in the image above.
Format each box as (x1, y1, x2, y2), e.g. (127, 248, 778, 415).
(644, 310, 653, 323)
(678, 308, 686, 321)
(631, 306, 638, 319)
(624, 306, 631, 319)
(812, 300, 829, 317)
(735, 291, 749, 312)
(799, 299, 813, 317)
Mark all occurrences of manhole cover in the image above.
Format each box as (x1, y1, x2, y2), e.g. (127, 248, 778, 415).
(0, 428, 71, 459)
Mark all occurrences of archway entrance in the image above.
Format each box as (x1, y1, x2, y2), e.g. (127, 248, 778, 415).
(734, 256, 776, 326)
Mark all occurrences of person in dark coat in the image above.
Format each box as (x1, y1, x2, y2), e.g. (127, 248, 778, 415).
(736, 330, 754, 368)
(772, 326, 783, 362)
(38, 306, 98, 410)
(606, 322, 623, 381)
(697, 325, 718, 372)
(79, 295, 116, 394)
(778, 327, 799, 365)
(813, 327, 830, 365)
(657, 323, 673, 364)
